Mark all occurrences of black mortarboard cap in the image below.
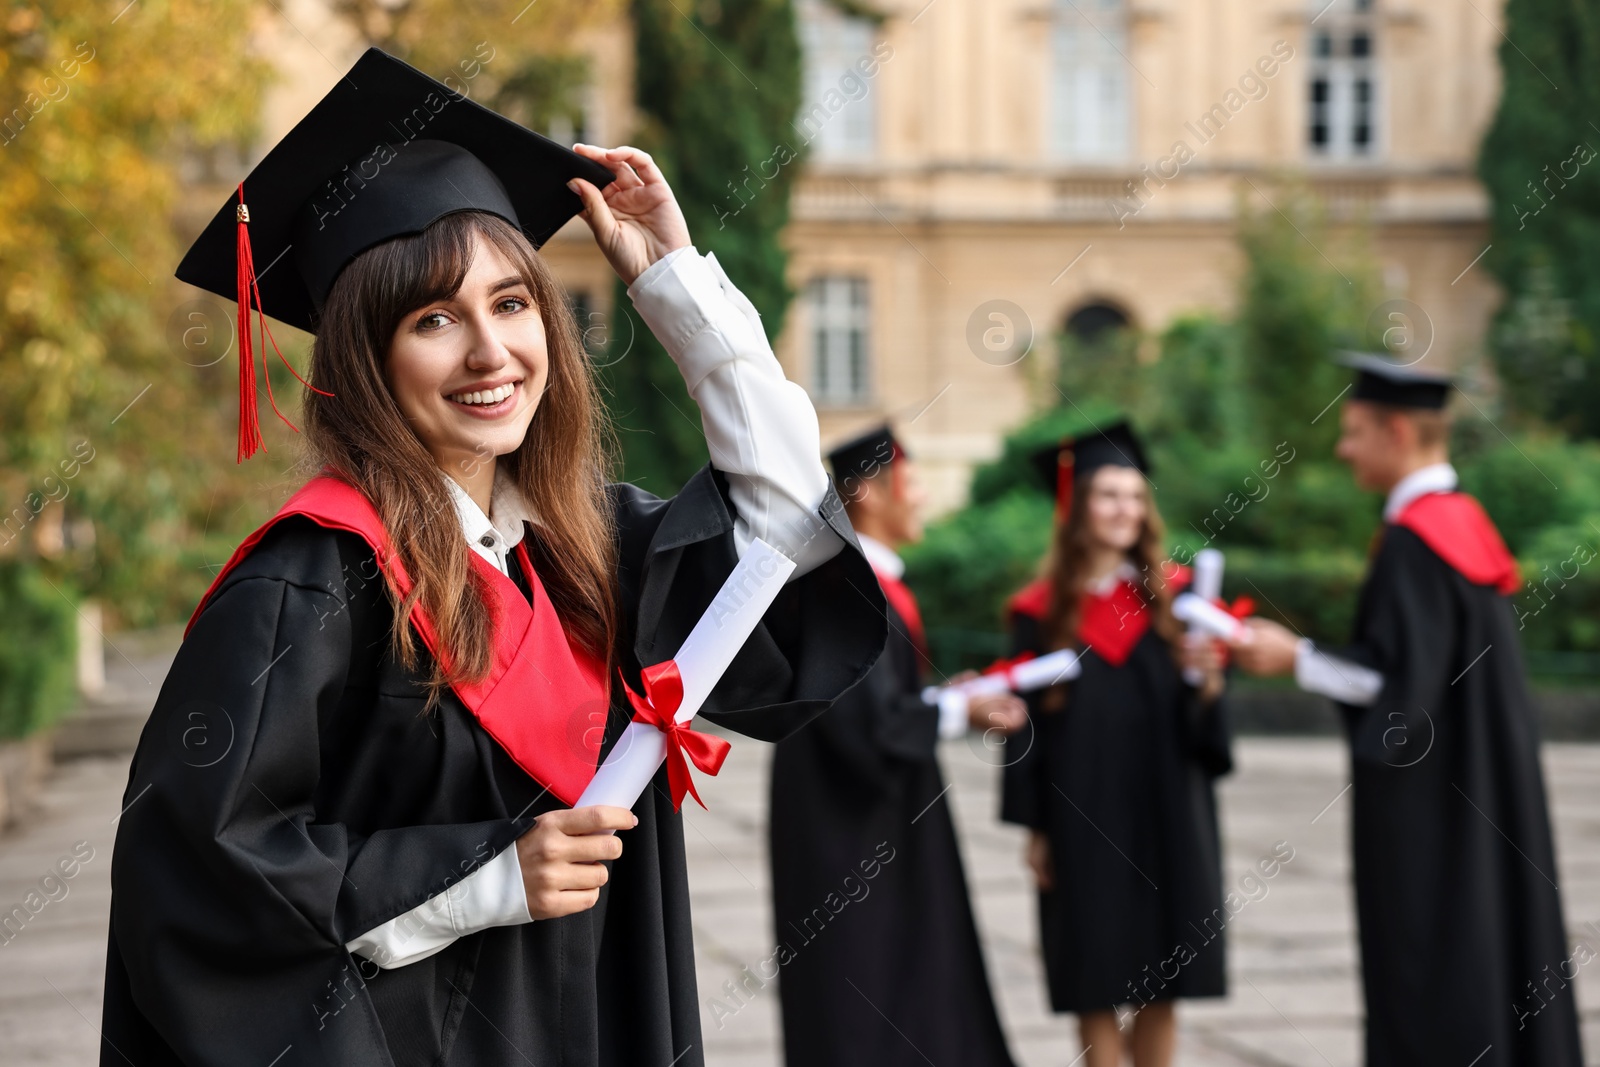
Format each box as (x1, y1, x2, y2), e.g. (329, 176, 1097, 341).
(827, 424, 904, 486)
(1336, 351, 1453, 410)
(175, 48, 614, 461)
(178, 47, 612, 332)
(1028, 419, 1149, 517)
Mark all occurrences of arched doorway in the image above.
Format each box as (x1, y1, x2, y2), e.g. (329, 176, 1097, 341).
(1058, 301, 1136, 400)
(1064, 301, 1131, 343)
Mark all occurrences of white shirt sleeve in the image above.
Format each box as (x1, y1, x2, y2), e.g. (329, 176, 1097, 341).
(936, 689, 970, 740)
(626, 247, 845, 579)
(1294, 638, 1385, 707)
(345, 843, 530, 969)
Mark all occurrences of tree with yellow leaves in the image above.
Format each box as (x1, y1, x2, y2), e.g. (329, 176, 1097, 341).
(0, 0, 268, 736)
(0, 0, 616, 737)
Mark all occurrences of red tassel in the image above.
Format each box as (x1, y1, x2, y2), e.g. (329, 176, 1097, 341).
(235, 186, 263, 462)
(233, 183, 334, 464)
(1055, 447, 1075, 525)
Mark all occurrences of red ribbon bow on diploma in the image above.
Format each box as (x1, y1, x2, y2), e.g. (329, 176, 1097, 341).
(1216, 595, 1256, 621)
(981, 651, 1037, 688)
(1212, 596, 1256, 666)
(623, 661, 732, 812)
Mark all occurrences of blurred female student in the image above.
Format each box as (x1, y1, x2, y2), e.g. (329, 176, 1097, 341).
(1000, 421, 1232, 1067)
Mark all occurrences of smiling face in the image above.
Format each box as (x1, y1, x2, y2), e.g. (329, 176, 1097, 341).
(1081, 464, 1148, 554)
(384, 231, 548, 476)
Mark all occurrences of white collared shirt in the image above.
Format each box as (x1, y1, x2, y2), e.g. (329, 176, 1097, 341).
(347, 246, 843, 969)
(857, 532, 904, 579)
(440, 465, 536, 577)
(1290, 466, 1457, 707)
(1382, 462, 1458, 523)
(1085, 560, 1139, 597)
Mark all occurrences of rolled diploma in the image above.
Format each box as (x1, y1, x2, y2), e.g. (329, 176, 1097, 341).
(1184, 549, 1225, 684)
(575, 538, 797, 810)
(920, 648, 1083, 705)
(1172, 591, 1247, 642)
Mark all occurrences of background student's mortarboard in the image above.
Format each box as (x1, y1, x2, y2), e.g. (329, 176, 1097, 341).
(1336, 351, 1455, 410)
(826, 424, 905, 488)
(1027, 419, 1150, 520)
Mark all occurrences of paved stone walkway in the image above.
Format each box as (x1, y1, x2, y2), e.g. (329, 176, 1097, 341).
(6, 719, 1600, 1064)
(687, 734, 1600, 1066)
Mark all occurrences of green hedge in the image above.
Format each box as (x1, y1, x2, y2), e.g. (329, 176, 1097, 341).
(906, 400, 1600, 677)
(0, 562, 78, 740)
(909, 527, 1370, 676)
(917, 536, 1600, 678)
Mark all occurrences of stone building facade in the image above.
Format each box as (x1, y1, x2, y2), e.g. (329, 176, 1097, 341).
(258, 0, 1507, 512)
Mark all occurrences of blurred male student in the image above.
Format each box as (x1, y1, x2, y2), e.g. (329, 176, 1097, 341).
(1231, 354, 1581, 1067)
(768, 425, 1023, 1067)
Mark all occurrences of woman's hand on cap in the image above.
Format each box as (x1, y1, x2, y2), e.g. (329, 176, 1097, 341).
(568, 144, 692, 286)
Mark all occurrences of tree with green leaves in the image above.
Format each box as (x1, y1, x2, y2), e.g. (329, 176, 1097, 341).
(601, 0, 805, 493)
(1478, 0, 1600, 434)
(1233, 189, 1377, 456)
(329, 0, 617, 134)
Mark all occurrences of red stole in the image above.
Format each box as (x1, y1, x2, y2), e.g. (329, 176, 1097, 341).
(1392, 491, 1521, 595)
(186, 474, 610, 806)
(1007, 565, 1192, 668)
(874, 568, 927, 658)
(1076, 581, 1152, 667)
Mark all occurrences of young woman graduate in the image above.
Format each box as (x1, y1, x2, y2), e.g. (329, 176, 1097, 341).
(768, 425, 1024, 1067)
(99, 49, 883, 1067)
(1231, 355, 1582, 1067)
(999, 421, 1232, 1067)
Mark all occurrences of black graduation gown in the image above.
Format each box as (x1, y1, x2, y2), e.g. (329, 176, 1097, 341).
(1329, 525, 1582, 1067)
(999, 599, 1231, 1014)
(99, 466, 886, 1067)
(768, 593, 1016, 1067)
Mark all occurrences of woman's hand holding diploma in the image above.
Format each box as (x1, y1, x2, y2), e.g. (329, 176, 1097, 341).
(1179, 634, 1226, 703)
(517, 806, 637, 919)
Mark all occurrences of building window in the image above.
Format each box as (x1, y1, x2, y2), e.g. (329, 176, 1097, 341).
(808, 276, 871, 404)
(1308, 0, 1378, 159)
(795, 0, 879, 161)
(1051, 0, 1131, 163)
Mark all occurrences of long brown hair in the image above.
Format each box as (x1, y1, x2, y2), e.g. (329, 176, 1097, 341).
(303, 211, 618, 708)
(1042, 466, 1182, 654)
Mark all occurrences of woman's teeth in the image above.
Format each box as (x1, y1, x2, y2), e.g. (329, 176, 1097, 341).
(449, 383, 515, 406)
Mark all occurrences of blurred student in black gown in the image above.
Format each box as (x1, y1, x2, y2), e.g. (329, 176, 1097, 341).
(1001, 421, 1232, 1067)
(1231, 356, 1581, 1067)
(768, 425, 1025, 1067)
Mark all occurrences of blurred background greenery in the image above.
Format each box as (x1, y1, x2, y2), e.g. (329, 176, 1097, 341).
(5, 0, 1600, 739)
